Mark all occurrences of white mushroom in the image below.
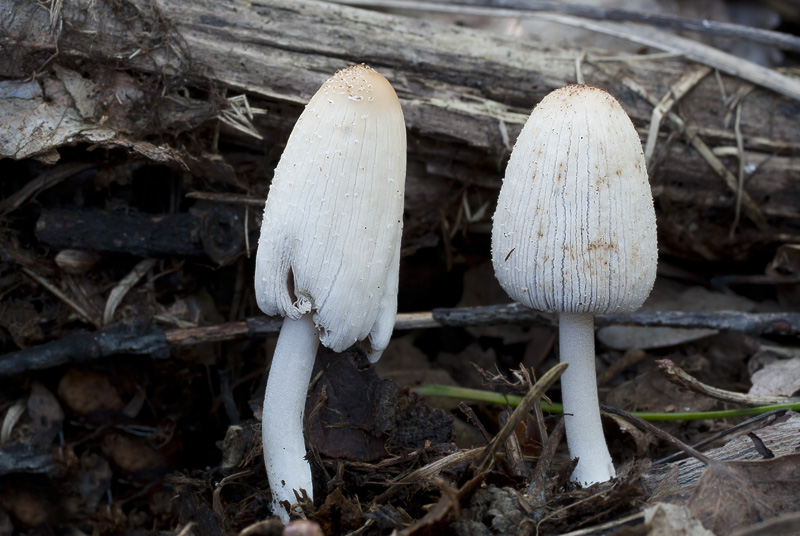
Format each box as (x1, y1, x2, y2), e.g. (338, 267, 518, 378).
(254, 65, 406, 521)
(491, 84, 657, 486)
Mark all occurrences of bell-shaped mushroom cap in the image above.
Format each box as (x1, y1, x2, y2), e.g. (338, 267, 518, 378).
(492, 85, 657, 314)
(255, 65, 406, 361)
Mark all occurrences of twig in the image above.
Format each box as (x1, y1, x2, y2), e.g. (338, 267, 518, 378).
(597, 349, 646, 386)
(656, 359, 800, 406)
(653, 409, 787, 465)
(0, 323, 170, 377)
(644, 67, 711, 168)
(185, 191, 265, 207)
(374, 448, 483, 503)
(472, 362, 567, 474)
(598, 310, 799, 336)
(458, 402, 492, 443)
(601, 405, 715, 466)
(21, 267, 99, 326)
(4, 306, 800, 377)
(591, 61, 768, 228)
(526, 417, 565, 501)
(0, 162, 92, 216)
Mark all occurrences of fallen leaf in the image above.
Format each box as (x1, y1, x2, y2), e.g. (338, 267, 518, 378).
(748, 357, 800, 397)
(644, 503, 714, 536)
(102, 433, 166, 476)
(57, 369, 125, 415)
(26, 382, 64, 450)
(662, 453, 800, 534)
(307, 348, 399, 462)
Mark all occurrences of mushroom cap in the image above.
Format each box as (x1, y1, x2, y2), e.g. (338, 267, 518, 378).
(492, 85, 657, 314)
(255, 65, 406, 361)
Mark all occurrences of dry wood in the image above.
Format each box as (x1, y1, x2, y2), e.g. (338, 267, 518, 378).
(642, 411, 800, 490)
(3, 0, 800, 261)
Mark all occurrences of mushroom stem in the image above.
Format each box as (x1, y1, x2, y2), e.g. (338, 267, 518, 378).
(558, 312, 616, 486)
(262, 314, 319, 522)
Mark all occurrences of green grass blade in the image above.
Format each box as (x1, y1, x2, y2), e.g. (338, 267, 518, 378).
(415, 384, 800, 421)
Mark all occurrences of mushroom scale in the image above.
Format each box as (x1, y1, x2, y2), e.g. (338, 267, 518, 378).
(255, 65, 406, 361)
(491, 85, 657, 314)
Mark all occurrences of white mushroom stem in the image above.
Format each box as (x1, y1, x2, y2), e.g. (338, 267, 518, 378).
(262, 314, 319, 522)
(558, 312, 616, 486)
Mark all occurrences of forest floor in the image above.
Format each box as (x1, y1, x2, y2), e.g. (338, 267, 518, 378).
(3, 1, 800, 535)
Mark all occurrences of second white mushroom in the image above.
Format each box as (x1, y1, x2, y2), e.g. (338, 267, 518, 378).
(492, 84, 657, 486)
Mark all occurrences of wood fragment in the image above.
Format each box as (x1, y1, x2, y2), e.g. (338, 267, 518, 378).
(35, 206, 244, 265)
(500, 408, 531, 479)
(654, 410, 787, 466)
(656, 359, 800, 406)
(642, 411, 800, 490)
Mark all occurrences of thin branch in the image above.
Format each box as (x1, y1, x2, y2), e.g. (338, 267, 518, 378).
(3, 305, 800, 377)
(656, 358, 800, 406)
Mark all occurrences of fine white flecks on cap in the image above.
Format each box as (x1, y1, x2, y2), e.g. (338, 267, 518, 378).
(254, 65, 406, 361)
(491, 85, 657, 314)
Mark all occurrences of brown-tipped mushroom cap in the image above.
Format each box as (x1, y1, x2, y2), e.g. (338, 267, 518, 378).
(492, 84, 657, 314)
(255, 65, 406, 360)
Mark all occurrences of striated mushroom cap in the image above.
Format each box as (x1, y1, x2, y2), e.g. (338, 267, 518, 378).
(492, 84, 657, 314)
(255, 65, 406, 361)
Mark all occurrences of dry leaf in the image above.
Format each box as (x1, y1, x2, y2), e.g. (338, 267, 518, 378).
(663, 454, 800, 534)
(644, 503, 714, 536)
(748, 357, 800, 397)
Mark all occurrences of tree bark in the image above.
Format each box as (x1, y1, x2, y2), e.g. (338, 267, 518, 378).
(3, 0, 800, 261)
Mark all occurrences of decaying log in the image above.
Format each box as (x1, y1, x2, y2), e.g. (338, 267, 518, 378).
(3, 0, 800, 260)
(35, 204, 244, 264)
